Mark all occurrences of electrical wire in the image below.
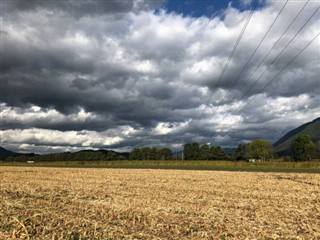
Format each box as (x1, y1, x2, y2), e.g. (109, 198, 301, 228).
(210, 0, 289, 117)
(236, 0, 311, 97)
(218, 31, 319, 131)
(237, 6, 319, 104)
(232, 31, 320, 117)
(209, 0, 259, 95)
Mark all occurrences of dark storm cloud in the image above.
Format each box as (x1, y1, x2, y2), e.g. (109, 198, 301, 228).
(0, 108, 115, 132)
(1, 0, 319, 153)
(2, 0, 164, 17)
(2, 43, 95, 75)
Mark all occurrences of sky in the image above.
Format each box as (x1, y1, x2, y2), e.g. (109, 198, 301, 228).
(1, 0, 319, 154)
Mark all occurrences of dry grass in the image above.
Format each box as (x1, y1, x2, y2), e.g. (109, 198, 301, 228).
(0, 167, 319, 239)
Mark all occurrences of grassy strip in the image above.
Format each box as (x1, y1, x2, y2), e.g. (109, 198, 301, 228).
(1, 160, 319, 173)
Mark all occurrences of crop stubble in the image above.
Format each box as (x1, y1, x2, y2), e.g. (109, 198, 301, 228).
(0, 167, 319, 239)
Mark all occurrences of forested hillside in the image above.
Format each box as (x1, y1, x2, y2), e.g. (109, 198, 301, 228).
(274, 118, 320, 156)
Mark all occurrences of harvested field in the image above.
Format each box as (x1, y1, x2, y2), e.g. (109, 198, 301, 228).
(0, 167, 319, 239)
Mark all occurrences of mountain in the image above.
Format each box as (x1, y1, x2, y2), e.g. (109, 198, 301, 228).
(274, 117, 320, 156)
(78, 149, 130, 159)
(0, 147, 20, 159)
(223, 147, 236, 155)
(1, 148, 130, 162)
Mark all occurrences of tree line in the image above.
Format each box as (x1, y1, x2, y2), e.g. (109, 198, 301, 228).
(183, 143, 230, 160)
(129, 147, 172, 160)
(2, 134, 318, 162)
(181, 139, 274, 161)
(233, 134, 318, 161)
(3, 150, 127, 162)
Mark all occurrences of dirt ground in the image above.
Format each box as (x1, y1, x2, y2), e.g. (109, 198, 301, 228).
(0, 167, 319, 239)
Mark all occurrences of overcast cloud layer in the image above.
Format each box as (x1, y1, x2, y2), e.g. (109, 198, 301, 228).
(1, 0, 319, 153)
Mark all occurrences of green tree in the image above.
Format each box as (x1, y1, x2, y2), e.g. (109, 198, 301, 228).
(106, 151, 118, 160)
(208, 146, 216, 160)
(151, 147, 160, 160)
(209, 146, 228, 160)
(316, 140, 320, 159)
(141, 147, 151, 160)
(291, 134, 315, 161)
(200, 144, 210, 160)
(159, 148, 172, 160)
(183, 143, 192, 160)
(249, 139, 273, 161)
(184, 142, 200, 160)
(129, 148, 142, 160)
(234, 143, 249, 161)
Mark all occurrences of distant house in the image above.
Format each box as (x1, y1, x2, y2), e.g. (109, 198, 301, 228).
(27, 161, 35, 164)
(248, 159, 261, 163)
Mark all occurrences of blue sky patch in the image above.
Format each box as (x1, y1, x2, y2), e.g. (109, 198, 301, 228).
(160, 0, 264, 18)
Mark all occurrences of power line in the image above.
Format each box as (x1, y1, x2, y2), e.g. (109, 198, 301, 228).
(235, 0, 311, 97)
(232, 31, 319, 117)
(194, 0, 258, 129)
(192, 1, 318, 140)
(237, 6, 319, 104)
(213, 5, 319, 124)
(211, 0, 289, 117)
(218, 30, 319, 127)
(188, 0, 258, 139)
(209, 0, 259, 95)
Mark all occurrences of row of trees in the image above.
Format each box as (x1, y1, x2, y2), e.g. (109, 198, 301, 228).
(3, 150, 126, 162)
(183, 143, 229, 160)
(234, 139, 273, 161)
(183, 139, 274, 161)
(129, 147, 172, 160)
(3, 134, 317, 162)
(233, 134, 318, 161)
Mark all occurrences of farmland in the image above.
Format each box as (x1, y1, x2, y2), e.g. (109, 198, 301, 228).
(0, 167, 319, 239)
(1, 160, 320, 173)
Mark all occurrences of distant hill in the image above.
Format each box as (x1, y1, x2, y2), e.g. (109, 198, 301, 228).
(274, 118, 320, 156)
(1, 148, 129, 162)
(224, 147, 235, 155)
(0, 147, 21, 159)
(78, 149, 130, 160)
